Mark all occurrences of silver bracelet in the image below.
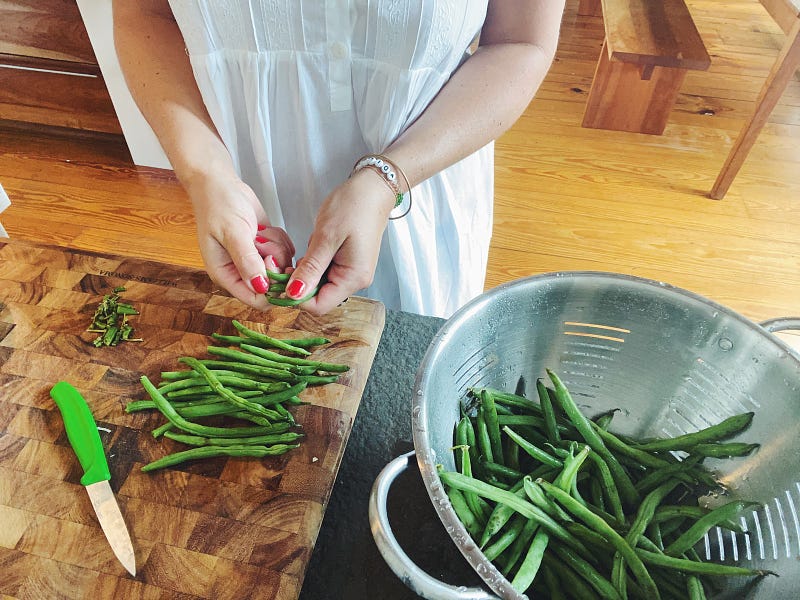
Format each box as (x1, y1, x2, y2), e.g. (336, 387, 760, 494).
(351, 155, 412, 219)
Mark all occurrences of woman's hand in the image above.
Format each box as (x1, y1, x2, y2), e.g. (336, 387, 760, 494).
(284, 168, 397, 315)
(187, 171, 295, 309)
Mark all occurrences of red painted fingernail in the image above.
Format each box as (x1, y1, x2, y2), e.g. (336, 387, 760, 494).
(286, 279, 306, 299)
(266, 255, 279, 271)
(255, 235, 269, 244)
(257, 224, 267, 231)
(250, 275, 268, 294)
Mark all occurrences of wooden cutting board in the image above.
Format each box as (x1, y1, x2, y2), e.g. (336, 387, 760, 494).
(0, 239, 386, 600)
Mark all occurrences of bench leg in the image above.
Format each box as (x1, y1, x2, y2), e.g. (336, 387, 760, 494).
(710, 19, 800, 199)
(582, 40, 687, 135)
(578, 0, 602, 17)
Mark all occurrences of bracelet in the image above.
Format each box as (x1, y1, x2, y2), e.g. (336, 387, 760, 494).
(351, 154, 413, 220)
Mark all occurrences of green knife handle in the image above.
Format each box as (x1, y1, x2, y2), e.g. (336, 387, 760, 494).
(50, 381, 111, 486)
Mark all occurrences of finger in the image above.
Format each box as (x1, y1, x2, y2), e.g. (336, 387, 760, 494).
(226, 232, 271, 294)
(297, 279, 350, 316)
(204, 254, 271, 311)
(285, 237, 337, 301)
(254, 226, 295, 268)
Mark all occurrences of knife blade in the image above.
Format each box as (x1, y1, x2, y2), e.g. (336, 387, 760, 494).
(50, 381, 136, 576)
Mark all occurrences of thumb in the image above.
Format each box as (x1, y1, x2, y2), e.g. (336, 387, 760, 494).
(285, 238, 336, 300)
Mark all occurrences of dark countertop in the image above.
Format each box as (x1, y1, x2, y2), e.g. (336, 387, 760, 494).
(299, 309, 485, 600)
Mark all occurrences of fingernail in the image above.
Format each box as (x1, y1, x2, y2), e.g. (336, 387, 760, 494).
(266, 255, 279, 273)
(255, 235, 269, 244)
(250, 275, 269, 294)
(257, 224, 267, 231)
(286, 279, 306, 299)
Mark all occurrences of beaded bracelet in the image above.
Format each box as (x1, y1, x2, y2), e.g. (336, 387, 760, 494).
(351, 154, 413, 220)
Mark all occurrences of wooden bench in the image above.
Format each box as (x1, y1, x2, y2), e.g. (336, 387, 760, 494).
(579, 0, 711, 135)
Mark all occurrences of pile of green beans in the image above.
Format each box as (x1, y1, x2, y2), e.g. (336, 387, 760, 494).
(441, 369, 774, 599)
(129, 319, 349, 472)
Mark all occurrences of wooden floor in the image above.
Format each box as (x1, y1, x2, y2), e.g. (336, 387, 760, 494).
(1, 0, 798, 334)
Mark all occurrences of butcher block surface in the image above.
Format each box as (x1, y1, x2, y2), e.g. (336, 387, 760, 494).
(0, 239, 386, 599)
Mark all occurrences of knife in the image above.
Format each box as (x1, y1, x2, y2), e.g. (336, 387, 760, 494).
(50, 381, 136, 576)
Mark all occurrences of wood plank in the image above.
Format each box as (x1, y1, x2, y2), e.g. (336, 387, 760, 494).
(602, 0, 711, 69)
(0, 0, 97, 65)
(0, 67, 122, 134)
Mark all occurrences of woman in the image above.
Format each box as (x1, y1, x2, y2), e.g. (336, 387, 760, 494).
(113, 0, 564, 318)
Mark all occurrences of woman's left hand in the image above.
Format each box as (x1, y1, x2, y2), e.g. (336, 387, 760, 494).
(283, 168, 397, 315)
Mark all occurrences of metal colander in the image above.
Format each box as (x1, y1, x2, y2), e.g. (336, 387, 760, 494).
(371, 272, 800, 599)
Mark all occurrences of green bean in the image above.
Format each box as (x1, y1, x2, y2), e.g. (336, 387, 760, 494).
(176, 401, 284, 422)
(502, 426, 562, 469)
(564, 521, 614, 553)
(472, 387, 541, 414)
(241, 343, 349, 373)
(522, 476, 571, 521)
(612, 480, 679, 594)
(206, 346, 300, 371)
(553, 443, 591, 492)
(140, 443, 299, 472)
(281, 336, 331, 349)
(501, 519, 539, 578)
(440, 471, 589, 555)
(551, 543, 623, 600)
(590, 422, 672, 470)
(541, 554, 599, 600)
(475, 407, 494, 463)
(586, 451, 625, 523)
(653, 505, 746, 534)
(687, 575, 707, 600)
(480, 389, 504, 465)
(163, 431, 304, 446)
(198, 360, 301, 380)
(538, 480, 660, 600)
(479, 459, 523, 481)
(594, 408, 619, 431)
(267, 284, 321, 306)
(265, 271, 290, 283)
(547, 369, 640, 508)
(447, 486, 482, 539)
(647, 521, 664, 550)
(635, 548, 775, 577)
(633, 456, 702, 494)
(483, 514, 526, 561)
(231, 319, 311, 356)
(297, 374, 340, 385)
(480, 481, 524, 548)
(664, 500, 760, 556)
(505, 433, 521, 472)
(510, 529, 549, 593)
(141, 376, 288, 438)
(536, 378, 561, 443)
(541, 565, 567, 600)
(454, 419, 468, 472)
(633, 412, 755, 452)
(456, 445, 491, 524)
(496, 414, 547, 429)
(178, 357, 282, 420)
(688, 442, 760, 459)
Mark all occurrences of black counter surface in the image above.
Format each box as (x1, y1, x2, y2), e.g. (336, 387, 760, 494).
(299, 308, 485, 600)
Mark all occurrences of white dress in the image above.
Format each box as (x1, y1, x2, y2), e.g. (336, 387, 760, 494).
(168, 0, 493, 318)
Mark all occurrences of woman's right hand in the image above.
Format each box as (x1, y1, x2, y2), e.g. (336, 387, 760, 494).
(186, 171, 295, 310)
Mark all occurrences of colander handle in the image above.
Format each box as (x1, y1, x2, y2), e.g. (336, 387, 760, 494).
(369, 451, 499, 600)
(760, 317, 800, 334)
